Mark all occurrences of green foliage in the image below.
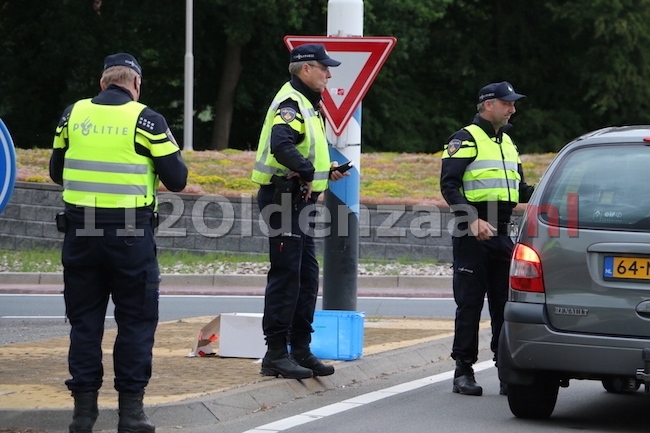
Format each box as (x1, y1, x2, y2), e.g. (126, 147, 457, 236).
(156, 250, 268, 267)
(0, 248, 61, 272)
(362, 0, 453, 152)
(0, 248, 269, 273)
(221, 148, 244, 155)
(188, 173, 226, 186)
(0, 248, 440, 274)
(16, 148, 554, 204)
(0, 0, 185, 149)
(3, 0, 650, 155)
(362, 180, 409, 198)
(226, 178, 257, 191)
(547, 0, 650, 123)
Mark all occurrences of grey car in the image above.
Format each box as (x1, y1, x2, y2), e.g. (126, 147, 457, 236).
(498, 125, 650, 419)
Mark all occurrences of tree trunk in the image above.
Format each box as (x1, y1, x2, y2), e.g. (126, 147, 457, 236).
(209, 42, 243, 150)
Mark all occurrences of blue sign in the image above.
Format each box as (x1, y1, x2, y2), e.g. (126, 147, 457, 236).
(0, 118, 17, 214)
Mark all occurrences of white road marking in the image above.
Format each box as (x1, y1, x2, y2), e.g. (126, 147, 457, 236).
(241, 360, 494, 433)
(0, 294, 456, 301)
(1, 316, 114, 319)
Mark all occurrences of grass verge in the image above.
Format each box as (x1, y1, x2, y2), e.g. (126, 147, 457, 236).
(0, 248, 441, 274)
(15, 149, 555, 206)
(0, 249, 269, 273)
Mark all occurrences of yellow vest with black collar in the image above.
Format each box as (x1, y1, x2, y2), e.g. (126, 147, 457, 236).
(62, 99, 156, 208)
(251, 82, 331, 192)
(444, 123, 521, 203)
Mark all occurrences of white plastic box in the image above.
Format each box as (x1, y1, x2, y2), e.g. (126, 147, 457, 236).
(218, 312, 266, 359)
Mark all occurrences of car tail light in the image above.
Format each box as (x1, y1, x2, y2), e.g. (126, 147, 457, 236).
(510, 243, 545, 293)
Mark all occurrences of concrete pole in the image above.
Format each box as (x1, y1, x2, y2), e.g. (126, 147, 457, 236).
(183, 0, 194, 151)
(322, 0, 363, 311)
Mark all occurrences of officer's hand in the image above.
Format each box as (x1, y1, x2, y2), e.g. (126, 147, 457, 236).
(303, 181, 313, 201)
(470, 218, 496, 241)
(329, 162, 349, 181)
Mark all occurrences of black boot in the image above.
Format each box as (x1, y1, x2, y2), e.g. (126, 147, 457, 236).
(117, 392, 155, 433)
(69, 391, 99, 433)
(261, 344, 313, 379)
(452, 360, 483, 396)
(291, 348, 335, 377)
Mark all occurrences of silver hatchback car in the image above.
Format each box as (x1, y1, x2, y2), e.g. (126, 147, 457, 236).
(498, 125, 650, 419)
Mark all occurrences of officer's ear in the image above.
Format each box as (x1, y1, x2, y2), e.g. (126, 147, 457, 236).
(134, 76, 142, 100)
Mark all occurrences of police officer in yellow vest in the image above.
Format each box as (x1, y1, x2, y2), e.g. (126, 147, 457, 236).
(49, 53, 188, 433)
(440, 81, 534, 397)
(251, 44, 347, 379)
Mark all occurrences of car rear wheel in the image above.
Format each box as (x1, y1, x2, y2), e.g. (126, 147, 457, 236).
(601, 377, 640, 393)
(507, 374, 559, 419)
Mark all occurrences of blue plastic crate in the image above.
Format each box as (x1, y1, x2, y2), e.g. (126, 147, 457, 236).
(311, 310, 365, 360)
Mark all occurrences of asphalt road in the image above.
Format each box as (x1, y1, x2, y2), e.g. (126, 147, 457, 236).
(0, 294, 483, 346)
(2, 293, 648, 433)
(150, 356, 650, 433)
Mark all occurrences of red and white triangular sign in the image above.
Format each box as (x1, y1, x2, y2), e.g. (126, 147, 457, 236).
(284, 35, 397, 136)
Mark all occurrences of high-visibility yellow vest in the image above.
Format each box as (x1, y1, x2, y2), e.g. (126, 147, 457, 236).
(460, 124, 521, 203)
(251, 82, 330, 192)
(63, 99, 156, 208)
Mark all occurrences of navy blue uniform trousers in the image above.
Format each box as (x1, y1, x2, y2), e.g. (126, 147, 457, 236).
(451, 233, 513, 364)
(257, 187, 320, 348)
(62, 224, 160, 393)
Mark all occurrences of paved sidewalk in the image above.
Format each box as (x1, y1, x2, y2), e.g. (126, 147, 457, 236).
(0, 273, 454, 297)
(0, 272, 466, 433)
(0, 333, 495, 433)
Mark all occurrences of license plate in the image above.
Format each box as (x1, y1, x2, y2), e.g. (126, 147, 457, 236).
(604, 256, 650, 280)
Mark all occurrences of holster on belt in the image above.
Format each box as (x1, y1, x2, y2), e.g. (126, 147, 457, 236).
(270, 175, 304, 205)
(151, 212, 159, 229)
(55, 211, 68, 233)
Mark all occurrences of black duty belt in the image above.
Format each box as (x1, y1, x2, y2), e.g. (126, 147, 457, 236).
(497, 221, 510, 236)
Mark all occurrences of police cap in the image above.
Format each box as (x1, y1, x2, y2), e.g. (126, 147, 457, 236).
(290, 44, 341, 67)
(103, 53, 143, 77)
(478, 81, 525, 102)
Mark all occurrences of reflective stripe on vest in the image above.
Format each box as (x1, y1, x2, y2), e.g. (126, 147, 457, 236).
(462, 124, 520, 203)
(251, 82, 330, 191)
(63, 99, 156, 208)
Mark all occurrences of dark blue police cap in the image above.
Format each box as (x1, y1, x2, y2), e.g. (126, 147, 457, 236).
(103, 53, 143, 77)
(478, 81, 525, 102)
(290, 44, 341, 67)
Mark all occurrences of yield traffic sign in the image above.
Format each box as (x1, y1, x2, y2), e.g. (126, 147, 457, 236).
(284, 36, 397, 136)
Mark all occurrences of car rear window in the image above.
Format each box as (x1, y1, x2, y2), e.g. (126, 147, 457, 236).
(539, 144, 650, 230)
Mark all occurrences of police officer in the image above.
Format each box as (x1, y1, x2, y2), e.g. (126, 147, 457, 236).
(440, 81, 534, 397)
(49, 53, 188, 433)
(251, 44, 347, 379)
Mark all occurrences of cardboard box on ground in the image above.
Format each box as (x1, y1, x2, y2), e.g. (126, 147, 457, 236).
(189, 311, 365, 361)
(189, 313, 266, 358)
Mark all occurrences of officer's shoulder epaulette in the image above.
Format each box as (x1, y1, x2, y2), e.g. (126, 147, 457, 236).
(57, 104, 74, 127)
(443, 128, 479, 157)
(452, 128, 475, 143)
(277, 98, 300, 111)
(136, 107, 168, 135)
(445, 129, 476, 148)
